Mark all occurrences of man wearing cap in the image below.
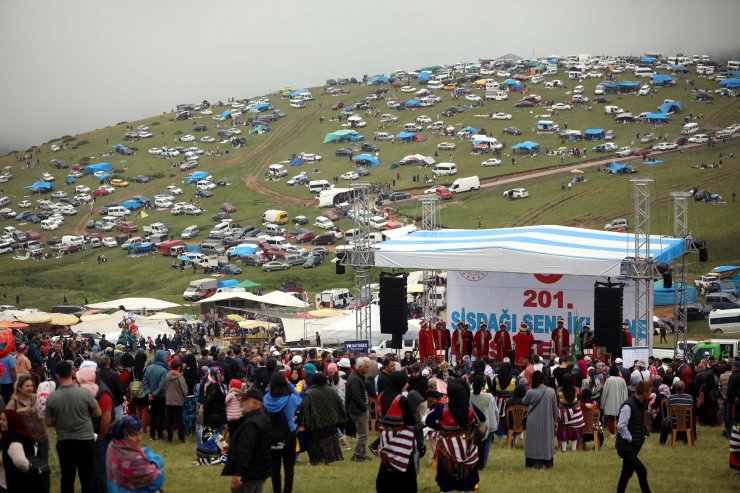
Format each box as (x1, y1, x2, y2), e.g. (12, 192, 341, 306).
(222, 388, 272, 493)
(432, 321, 450, 362)
(418, 320, 435, 362)
(620, 322, 633, 349)
(451, 322, 472, 363)
(492, 323, 512, 362)
(629, 361, 651, 393)
(472, 322, 492, 360)
(551, 317, 569, 357)
(513, 323, 535, 368)
(579, 324, 594, 353)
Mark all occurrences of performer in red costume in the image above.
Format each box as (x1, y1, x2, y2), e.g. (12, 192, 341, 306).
(433, 320, 450, 361)
(451, 322, 472, 363)
(620, 322, 633, 347)
(551, 317, 570, 357)
(492, 323, 512, 362)
(513, 322, 535, 368)
(472, 322, 492, 359)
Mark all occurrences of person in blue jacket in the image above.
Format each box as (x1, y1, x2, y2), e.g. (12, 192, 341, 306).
(141, 350, 168, 440)
(264, 371, 302, 493)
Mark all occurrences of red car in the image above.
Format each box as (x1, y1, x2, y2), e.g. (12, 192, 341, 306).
(115, 221, 138, 232)
(322, 211, 341, 221)
(331, 101, 344, 110)
(634, 148, 653, 156)
(435, 186, 453, 200)
(295, 231, 317, 243)
(311, 232, 336, 245)
(24, 230, 41, 240)
(221, 203, 236, 213)
(673, 137, 688, 146)
(60, 244, 82, 254)
(72, 164, 85, 172)
(87, 232, 103, 241)
(92, 187, 111, 197)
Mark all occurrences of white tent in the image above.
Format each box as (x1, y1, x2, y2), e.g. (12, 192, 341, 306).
(85, 298, 180, 312)
(74, 310, 174, 338)
(382, 224, 417, 240)
(375, 225, 685, 277)
(194, 292, 262, 305)
(259, 291, 309, 309)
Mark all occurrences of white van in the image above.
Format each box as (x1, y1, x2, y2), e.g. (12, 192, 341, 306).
(427, 81, 444, 90)
(268, 164, 288, 178)
(314, 216, 335, 230)
(264, 223, 286, 236)
(638, 85, 651, 96)
(449, 176, 480, 193)
(61, 235, 84, 246)
(432, 163, 458, 177)
(681, 123, 699, 135)
(289, 99, 305, 109)
(634, 67, 655, 77)
(709, 308, 740, 334)
(181, 225, 199, 239)
(263, 235, 290, 250)
(530, 75, 544, 84)
(106, 206, 130, 217)
(298, 92, 314, 101)
(485, 81, 500, 91)
(309, 180, 331, 193)
(404, 123, 422, 132)
(368, 216, 387, 230)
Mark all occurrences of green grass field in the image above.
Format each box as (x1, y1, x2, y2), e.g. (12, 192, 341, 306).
(48, 425, 737, 493)
(0, 71, 738, 312)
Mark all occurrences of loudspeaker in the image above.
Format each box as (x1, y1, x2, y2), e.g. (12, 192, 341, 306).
(699, 246, 708, 263)
(662, 272, 672, 289)
(380, 272, 408, 335)
(335, 252, 346, 275)
(389, 332, 403, 349)
(593, 285, 624, 356)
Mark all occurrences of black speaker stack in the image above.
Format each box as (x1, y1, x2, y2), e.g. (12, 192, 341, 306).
(379, 272, 408, 347)
(593, 281, 624, 358)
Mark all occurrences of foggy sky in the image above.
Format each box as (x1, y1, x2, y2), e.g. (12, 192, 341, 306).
(1, 0, 738, 154)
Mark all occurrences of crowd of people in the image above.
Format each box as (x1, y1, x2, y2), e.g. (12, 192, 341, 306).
(0, 318, 738, 493)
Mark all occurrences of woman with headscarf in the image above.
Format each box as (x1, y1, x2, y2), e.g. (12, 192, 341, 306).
(697, 369, 719, 426)
(650, 383, 671, 433)
(469, 375, 498, 470)
(131, 350, 150, 435)
(0, 409, 42, 492)
(425, 378, 484, 492)
(106, 416, 165, 493)
(493, 362, 516, 437)
(556, 372, 584, 452)
(300, 373, 346, 465)
(376, 371, 417, 492)
(202, 367, 227, 429)
(504, 383, 528, 445)
(521, 371, 558, 469)
(181, 352, 199, 435)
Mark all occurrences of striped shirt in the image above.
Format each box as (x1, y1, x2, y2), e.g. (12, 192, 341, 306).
(667, 393, 694, 427)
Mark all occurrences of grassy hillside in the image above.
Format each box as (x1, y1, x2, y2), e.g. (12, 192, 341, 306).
(0, 69, 738, 311)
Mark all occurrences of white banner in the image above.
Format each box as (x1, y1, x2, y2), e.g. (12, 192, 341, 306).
(447, 271, 652, 347)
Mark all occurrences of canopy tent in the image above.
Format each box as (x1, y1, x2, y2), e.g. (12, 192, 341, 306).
(231, 244, 258, 256)
(405, 99, 420, 107)
(237, 279, 262, 289)
(84, 163, 113, 174)
(653, 280, 696, 306)
(657, 101, 682, 114)
(182, 171, 210, 182)
(259, 291, 309, 308)
(606, 163, 627, 172)
(119, 200, 142, 210)
(720, 79, 740, 89)
(194, 292, 262, 305)
(713, 265, 740, 274)
(352, 154, 380, 167)
(239, 320, 278, 330)
(652, 74, 675, 86)
(369, 75, 389, 84)
(24, 181, 53, 191)
(417, 72, 432, 82)
(511, 141, 540, 151)
(504, 79, 517, 86)
(288, 89, 309, 97)
(145, 312, 183, 320)
(645, 113, 669, 122)
(510, 84, 525, 92)
(251, 103, 270, 111)
(85, 297, 181, 311)
(639, 57, 657, 64)
(323, 129, 360, 144)
(194, 290, 308, 308)
(643, 160, 663, 165)
(583, 129, 605, 140)
(217, 279, 239, 288)
(374, 225, 685, 277)
(221, 110, 232, 118)
(0, 320, 29, 329)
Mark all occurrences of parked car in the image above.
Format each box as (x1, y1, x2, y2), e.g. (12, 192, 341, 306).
(388, 191, 411, 202)
(481, 158, 502, 167)
(311, 232, 336, 245)
(221, 203, 236, 213)
(437, 142, 456, 150)
(262, 261, 289, 272)
(132, 175, 150, 183)
(503, 188, 529, 199)
(502, 127, 522, 135)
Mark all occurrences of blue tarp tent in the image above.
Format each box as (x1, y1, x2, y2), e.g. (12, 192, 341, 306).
(129, 242, 154, 252)
(396, 132, 417, 141)
(652, 74, 674, 86)
(24, 181, 53, 192)
(369, 75, 388, 84)
(119, 200, 142, 210)
(504, 79, 517, 86)
(643, 160, 663, 165)
(291, 157, 303, 166)
(510, 84, 524, 92)
(221, 110, 232, 118)
(417, 71, 432, 82)
(183, 171, 209, 182)
(461, 127, 478, 134)
(216, 279, 238, 288)
(65, 176, 76, 185)
(232, 245, 257, 256)
(352, 154, 380, 167)
(511, 141, 540, 151)
(84, 163, 113, 174)
(584, 129, 605, 140)
(606, 163, 627, 172)
(653, 280, 696, 306)
(406, 99, 420, 107)
(645, 113, 669, 122)
(133, 195, 150, 205)
(658, 101, 682, 114)
(639, 57, 657, 64)
(720, 79, 740, 89)
(252, 103, 270, 111)
(289, 89, 309, 97)
(713, 265, 740, 274)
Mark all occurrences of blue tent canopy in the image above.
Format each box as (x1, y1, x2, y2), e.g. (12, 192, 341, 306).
(217, 279, 238, 288)
(221, 110, 232, 118)
(183, 171, 209, 182)
(643, 160, 663, 165)
(133, 195, 150, 204)
(731, 71, 740, 78)
(511, 141, 540, 150)
(177, 255, 191, 262)
(584, 129, 605, 140)
(65, 176, 76, 185)
(97, 173, 111, 180)
(640, 57, 657, 64)
(652, 74, 674, 86)
(352, 154, 380, 167)
(397, 132, 416, 139)
(606, 163, 627, 172)
(461, 126, 478, 133)
(85, 163, 113, 174)
(129, 242, 153, 251)
(232, 245, 257, 256)
(406, 99, 420, 106)
(291, 157, 303, 166)
(370, 75, 388, 84)
(720, 79, 740, 89)
(119, 200, 142, 210)
(713, 265, 740, 273)
(111, 144, 126, 149)
(510, 84, 524, 92)
(417, 71, 432, 81)
(25, 181, 53, 191)
(252, 103, 269, 110)
(645, 113, 669, 121)
(653, 280, 696, 306)
(288, 89, 309, 97)
(618, 81, 641, 88)
(658, 101, 682, 113)
(504, 79, 517, 85)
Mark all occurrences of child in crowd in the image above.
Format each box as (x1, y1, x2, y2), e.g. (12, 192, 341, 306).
(224, 379, 244, 432)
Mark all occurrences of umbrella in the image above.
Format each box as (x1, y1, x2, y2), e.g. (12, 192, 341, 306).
(49, 313, 79, 326)
(145, 312, 182, 320)
(570, 169, 584, 174)
(239, 320, 278, 329)
(16, 312, 52, 324)
(226, 314, 245, 322)
(0, 320, 29, 329)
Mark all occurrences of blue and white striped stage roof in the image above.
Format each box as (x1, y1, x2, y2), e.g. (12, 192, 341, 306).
(374, 225, 685, 277)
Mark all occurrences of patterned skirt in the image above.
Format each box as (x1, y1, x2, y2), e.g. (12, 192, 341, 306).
(730, 422, 740, 470)
(557, 406, 585, 441)
(306, 425, 344, 465)
(183, 395, 199, 435)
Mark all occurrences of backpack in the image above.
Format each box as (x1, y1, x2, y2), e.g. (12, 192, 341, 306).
(130, 367, 145, 400)
(267, 409, 291, 450)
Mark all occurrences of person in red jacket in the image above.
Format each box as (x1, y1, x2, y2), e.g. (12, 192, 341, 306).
(621, 322, 633, 348)
(472, 322, 492, 360)
(433, 321, 450, 361)
(451, 322, 472, 363)
(418, 320, 435, 362)
(513, 322, 535, 369)
(492, 323, 512, 362)
(551, 317, 569, 357)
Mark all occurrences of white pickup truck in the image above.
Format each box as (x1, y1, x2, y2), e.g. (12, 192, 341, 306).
(143, 222, 168, 235)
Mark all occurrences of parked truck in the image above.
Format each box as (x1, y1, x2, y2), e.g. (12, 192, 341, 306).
(182, 278, 218, 301)
(143, 222, 169, 235)
(315, 288, 351, 308)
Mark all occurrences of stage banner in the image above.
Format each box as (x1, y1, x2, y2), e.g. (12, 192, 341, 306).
(447, 271, 652, 347)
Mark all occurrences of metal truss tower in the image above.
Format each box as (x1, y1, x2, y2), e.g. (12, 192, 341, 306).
(348, 183, 373, 341)
(419, 196, 440, 322)
(671, 192, 696, 358)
